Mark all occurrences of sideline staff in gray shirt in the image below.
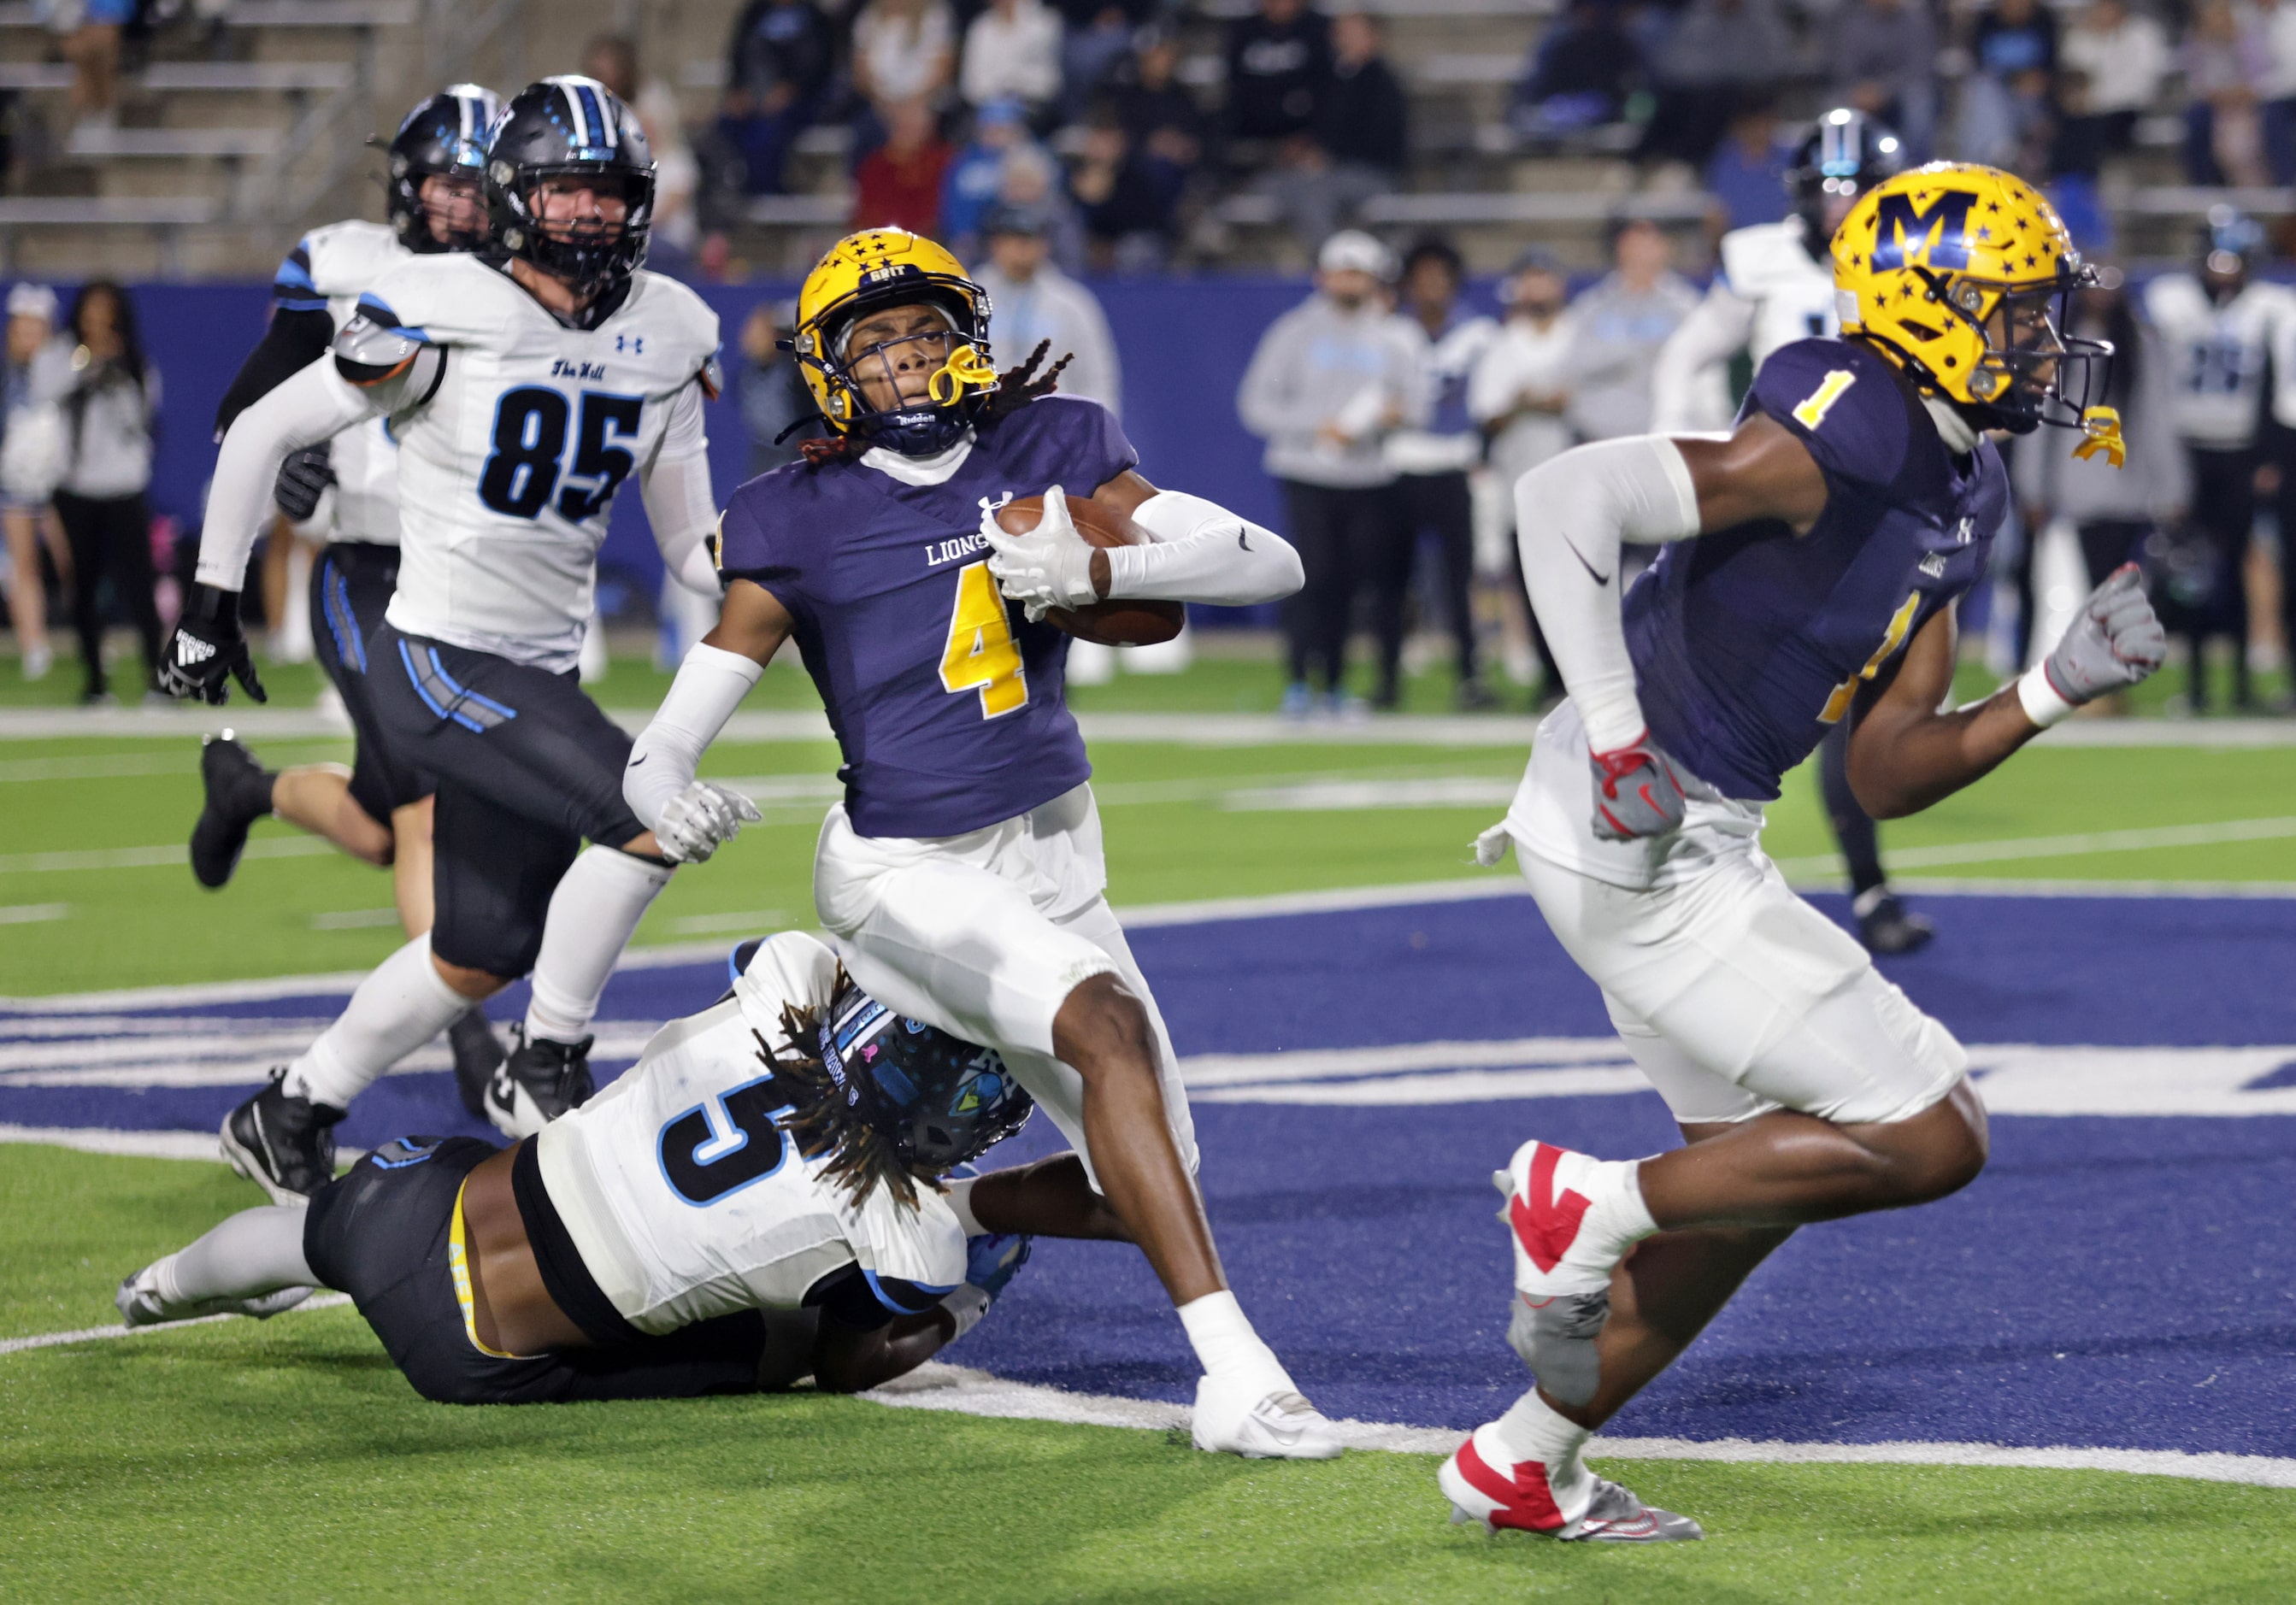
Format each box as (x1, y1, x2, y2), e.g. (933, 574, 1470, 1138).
(1238, 230, 1426, 714)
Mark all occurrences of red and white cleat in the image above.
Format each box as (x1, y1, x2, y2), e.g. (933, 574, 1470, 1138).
(1439, 1426, 1702, 1542)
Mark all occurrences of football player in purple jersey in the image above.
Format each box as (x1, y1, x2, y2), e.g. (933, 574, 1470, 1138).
(621, 229, 1337, 1460)
(1444, 164, 2165, 1539)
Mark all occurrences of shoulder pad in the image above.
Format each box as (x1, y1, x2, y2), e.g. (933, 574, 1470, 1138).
(332, 309, 424, 381)
(1748, 338, 1910, 489)
(1719, 222, 1811, 296)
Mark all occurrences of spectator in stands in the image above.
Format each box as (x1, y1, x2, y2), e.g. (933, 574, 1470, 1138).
(1060, 3, 1137, 122)
(853, 0, 957, 121)
(973, 203, 1123, 410)
(1238, 230, 1425, 718)
(853, 96, 953, 234)
(1, 283, 68, 684)
(1957, 0, 2060, 170)
(2015, 270, 2186, 678)
(2251, 0, 2296, 183)
(1264, 12, 1406, 250)
(1069, 112, 1183, 271)
(1510, 0, 1643, 139)
(2059, 0, 2171, 162)
(53, 281, 160, 705)
(53, 0, 132, 134)
(962, 0, 1063, 123)
(1386, 236, 1501, 709)
(1223, 0, 1332, 149)
(1564, 217, 1698, 444)
(2182, 0, 2270, 186)
(1703, 91, 1794, 233)
(1469, 250, 1574, 697)
(1828, 0, 1936, 158)
(996, 143, 1087, 269)
(737, 302, 830, 482)
(942, 98, 1034, 262)
(718, 0, 838, 196)
(1108, 25, 1209, 168)
(1641, 0, 1792, 171)
(584, 37, 700, 266)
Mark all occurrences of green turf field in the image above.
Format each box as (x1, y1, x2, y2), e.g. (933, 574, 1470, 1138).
(3, 1146, 2292, 1603)
(5, 646, 2295, 1601)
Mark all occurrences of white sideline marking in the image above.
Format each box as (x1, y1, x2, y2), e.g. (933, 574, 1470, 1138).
(1770, 816, 2296, 877)
(866, 1364, 2296, 1489)
(0, 837, 333, 874)
(0, 1293, 353, 1356)
(0, 902, 67, 925)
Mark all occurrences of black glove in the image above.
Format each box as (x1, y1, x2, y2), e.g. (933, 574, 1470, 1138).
(158, 582, 268, 705)
(274, 442, 335, 523)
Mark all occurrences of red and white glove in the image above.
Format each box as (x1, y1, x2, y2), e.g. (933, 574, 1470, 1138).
(1588, 734, 1687, 842)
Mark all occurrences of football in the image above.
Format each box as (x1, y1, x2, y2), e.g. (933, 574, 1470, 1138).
(996, 493, 1186, 647)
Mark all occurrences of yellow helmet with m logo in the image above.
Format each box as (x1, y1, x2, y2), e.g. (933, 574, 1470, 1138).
(1833, 162, 2114, 443)
(791, 227, 1000, 456)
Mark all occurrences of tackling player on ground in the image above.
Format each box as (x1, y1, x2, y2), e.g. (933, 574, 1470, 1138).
(1651, 109, 1934, 956)
(619, 228, 1333, 1459)
(1456, 163, 2162, 1539)
(187, 85, 508, 1110)
(118, 933, 1039, 1404)
(162, 76, 727, 1190)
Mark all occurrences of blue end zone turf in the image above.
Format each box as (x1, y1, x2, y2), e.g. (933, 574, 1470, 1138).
(5, 891, 2293, 1461)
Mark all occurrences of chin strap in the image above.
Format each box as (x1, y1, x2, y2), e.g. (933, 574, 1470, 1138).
(2073, 406, 2126, 467)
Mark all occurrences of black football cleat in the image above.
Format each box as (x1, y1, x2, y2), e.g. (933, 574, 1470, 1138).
(190, 732, 276, 890)
(486, 1026, 596, 1139)
(220, 1068, 342, 1202)
(448, 1009, 506, 1121)
(1855, 889, 1935, 956)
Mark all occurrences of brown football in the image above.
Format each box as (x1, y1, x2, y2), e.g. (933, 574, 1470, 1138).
(996, 493, 1185, 647)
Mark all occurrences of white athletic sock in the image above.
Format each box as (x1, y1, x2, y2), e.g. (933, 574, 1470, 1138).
(1490, 1387, 1596, 1519)
(945, 1175, 986, 1238)
(284, 936, 469, 1108)
(156, 1206, 315, 1306)
(524, 846, 674, 1044)
(1177, 1290, 1293, 1397)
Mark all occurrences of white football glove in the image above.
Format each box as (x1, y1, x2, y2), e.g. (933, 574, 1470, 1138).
(980, 485, 1099, 621)
(652, 780, 762, 864)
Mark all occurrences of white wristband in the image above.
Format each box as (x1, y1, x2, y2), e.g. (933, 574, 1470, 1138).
(939, 1283, 992, 1341)
(2016, 664, 2078, 729)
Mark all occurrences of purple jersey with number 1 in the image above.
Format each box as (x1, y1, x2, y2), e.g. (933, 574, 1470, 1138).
(714, 395, 1136, 838)
(1623, 336, 2009, 801)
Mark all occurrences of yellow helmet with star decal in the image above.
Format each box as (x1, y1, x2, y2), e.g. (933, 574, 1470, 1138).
(1833, 162, 2116, 447)
(791, 227, 1000, 455)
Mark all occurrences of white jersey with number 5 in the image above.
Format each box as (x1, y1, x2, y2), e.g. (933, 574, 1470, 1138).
(352, 253, 720, 669)
(534, 931, 967, 1336)
(275, 219, 412, 546)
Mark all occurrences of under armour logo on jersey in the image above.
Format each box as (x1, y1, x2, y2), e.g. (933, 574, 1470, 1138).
(978, 491, 1014, 520)
(616, 334, 644, 354)
(1954, 517, 1974, 544)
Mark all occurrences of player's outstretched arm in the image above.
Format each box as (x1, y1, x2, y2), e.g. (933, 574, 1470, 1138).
(639, 381, 724, 598)
(1849, 565, 2166, 818)
(621, 579, 791, 863)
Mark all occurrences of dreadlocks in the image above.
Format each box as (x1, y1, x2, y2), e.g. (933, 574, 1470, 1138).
(757, 974, 940, 1208)
(797, 339, 1073, 468)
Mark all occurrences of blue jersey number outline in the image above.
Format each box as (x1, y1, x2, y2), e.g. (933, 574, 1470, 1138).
(478, 388, 645, 522)
(656, 1073, 792, 1206)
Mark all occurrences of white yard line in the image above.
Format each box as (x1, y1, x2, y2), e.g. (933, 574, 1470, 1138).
(0, 1309, 2285, 1490)
(1769, 816, 2296, 876)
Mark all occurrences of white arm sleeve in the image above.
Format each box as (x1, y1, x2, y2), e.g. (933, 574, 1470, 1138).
(1649, 285, 1755, 434)
(1108, 490, 1305, 606)
(196, 359, 380, 590)
(1516, 436, 1702, 753)
(623, 643, 766, 830)
(639, 383, 721, 597)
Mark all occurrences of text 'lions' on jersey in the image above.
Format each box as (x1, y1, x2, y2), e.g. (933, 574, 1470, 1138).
(714, 392, 1135, 837)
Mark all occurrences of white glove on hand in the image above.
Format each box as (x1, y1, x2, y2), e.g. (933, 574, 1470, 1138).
(2044, 563, 2167, 703)
(652, 780, 762, 864)
(980, 485, 1100, 621)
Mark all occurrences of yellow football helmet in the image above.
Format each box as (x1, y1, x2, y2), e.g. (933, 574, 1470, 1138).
(1833, 162, 2116, 445)
(790, 227, 1000, 455)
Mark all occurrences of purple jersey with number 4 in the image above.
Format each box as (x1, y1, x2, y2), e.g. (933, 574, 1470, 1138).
(715, 396, 1136, 838)
(1623, 336, 2007, 801)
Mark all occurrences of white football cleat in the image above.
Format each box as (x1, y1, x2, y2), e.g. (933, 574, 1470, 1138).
(1439, 1424, 1702, 1541)
(1192, 1376, 1345, 1460)
(115, 1261, 313, 1328)
(1496, 1141, 1623, 1407)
